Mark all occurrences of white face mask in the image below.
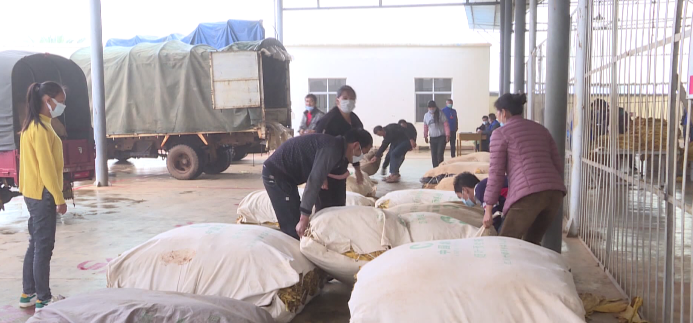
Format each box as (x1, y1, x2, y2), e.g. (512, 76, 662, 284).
(428, 109, 435, 115)
(351, 146, 364, 163)
(339, 99, 356, 113)
(49, 98, 66, 118)
(305, 106, 314, 111)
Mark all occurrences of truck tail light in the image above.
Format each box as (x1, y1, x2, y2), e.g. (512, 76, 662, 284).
(73, 171, 91, 180)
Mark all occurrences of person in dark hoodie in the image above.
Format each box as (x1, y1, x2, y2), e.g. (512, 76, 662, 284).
(381, 120, 417, 176)
(372, 123, 412, 183)
(263, 129, 373, 239)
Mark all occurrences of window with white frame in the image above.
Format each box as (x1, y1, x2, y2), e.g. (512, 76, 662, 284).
(308, 78, 347, 112)
(415, 78, 453, 122)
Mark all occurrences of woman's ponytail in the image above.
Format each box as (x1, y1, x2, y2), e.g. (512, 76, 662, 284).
(511, 93, 527, 106)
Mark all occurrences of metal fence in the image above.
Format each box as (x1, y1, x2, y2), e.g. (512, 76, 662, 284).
(529, 0, 693, 321)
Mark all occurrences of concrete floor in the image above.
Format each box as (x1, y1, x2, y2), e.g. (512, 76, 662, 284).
(0, 151, 623, 322)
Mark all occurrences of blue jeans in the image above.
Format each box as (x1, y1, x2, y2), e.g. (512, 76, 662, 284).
(23, 189, 57, 301)
(388, 141, 411, 175)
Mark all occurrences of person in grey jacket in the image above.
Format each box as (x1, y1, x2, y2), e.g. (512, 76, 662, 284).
(262, 129, 373, 239)
(298, 94, 324, 135)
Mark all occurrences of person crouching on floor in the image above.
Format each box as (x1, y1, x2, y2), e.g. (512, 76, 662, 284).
(453, 172, 508, 232)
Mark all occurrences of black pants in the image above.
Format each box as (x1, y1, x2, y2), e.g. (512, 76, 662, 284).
(449, 136, 456, 157)
(317, 160, 348, 210)
(317, 177, 346, 211)
(262, 167, 346, 240)
(430, 135, 446, 167)
(262, 172, 301, 240)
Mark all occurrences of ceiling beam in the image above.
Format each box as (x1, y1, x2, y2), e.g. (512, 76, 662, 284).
(284, 2, 500, 11)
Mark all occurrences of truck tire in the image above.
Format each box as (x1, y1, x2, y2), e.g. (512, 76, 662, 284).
(167, 144, 202, 180)
(231, 146, 249, 162)
(203, 149, 231, 175)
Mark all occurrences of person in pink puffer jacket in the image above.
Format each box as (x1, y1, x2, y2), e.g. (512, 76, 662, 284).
(483, 93, 566, 245)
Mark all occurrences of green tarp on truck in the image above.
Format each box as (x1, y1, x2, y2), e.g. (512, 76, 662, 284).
(70, 38, 291, 136)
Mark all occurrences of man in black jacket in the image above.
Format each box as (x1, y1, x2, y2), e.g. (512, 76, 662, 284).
(381, 120, 418, 175)
(372, 123, 412, 183)
(263, 129, 373, 239)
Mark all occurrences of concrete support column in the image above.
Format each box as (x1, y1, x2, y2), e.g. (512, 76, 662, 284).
(527, 0, 537, 120)
(502, 0, 513, 94)
(89, 0, 109, 187)
(499, 0, 506, 94)
(514, 0, 526, 93)
(567, 0, 591, 237)
(541, 0, 570, 253)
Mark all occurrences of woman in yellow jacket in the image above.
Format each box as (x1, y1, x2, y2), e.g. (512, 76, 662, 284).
(18, 81, 67, 309)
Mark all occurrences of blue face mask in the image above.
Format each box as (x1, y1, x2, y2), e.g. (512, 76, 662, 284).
(463, 199, 475, 207)
(499, 122, 504, 127)
(306, 106, 314, 111)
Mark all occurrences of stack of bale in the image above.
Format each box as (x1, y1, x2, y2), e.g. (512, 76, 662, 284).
(439, 152, 491, 165)
(593, 117, 668, 152)
(94, 186, 583, 323)
(420, 162, 490, 189)
(299, 197, 495, 285)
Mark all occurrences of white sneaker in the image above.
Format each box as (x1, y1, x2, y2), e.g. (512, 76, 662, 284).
(18, 293, 36, 308)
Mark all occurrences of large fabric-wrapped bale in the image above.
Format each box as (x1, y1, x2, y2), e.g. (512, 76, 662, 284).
(346, 170, 377, 197)
(420, 162, 490, 185)
(27, 288, 275, 323)
(237, 189, 376, 228)
(440, 152, 491, 165)
(299, 206, 411, 285)
(398, 212, 495, 241)
(349, 238, 586, 323)
(376, 189, 460, 209)
(106, 224, 326, 323)
(386, 202, 484, 228)
(298, 170, 377, 197)
(359, 150, 381, 176)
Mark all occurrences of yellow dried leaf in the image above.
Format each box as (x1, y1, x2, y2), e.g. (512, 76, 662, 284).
(378, 200, 390, 209)
(342, 248, 386, 261)
(277, 268, 327, 313)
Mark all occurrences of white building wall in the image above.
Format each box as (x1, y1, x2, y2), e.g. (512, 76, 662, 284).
(286, 44, 491, 147)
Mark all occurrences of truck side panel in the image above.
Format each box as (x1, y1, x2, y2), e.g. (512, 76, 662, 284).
(211, 51, 263, 110)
